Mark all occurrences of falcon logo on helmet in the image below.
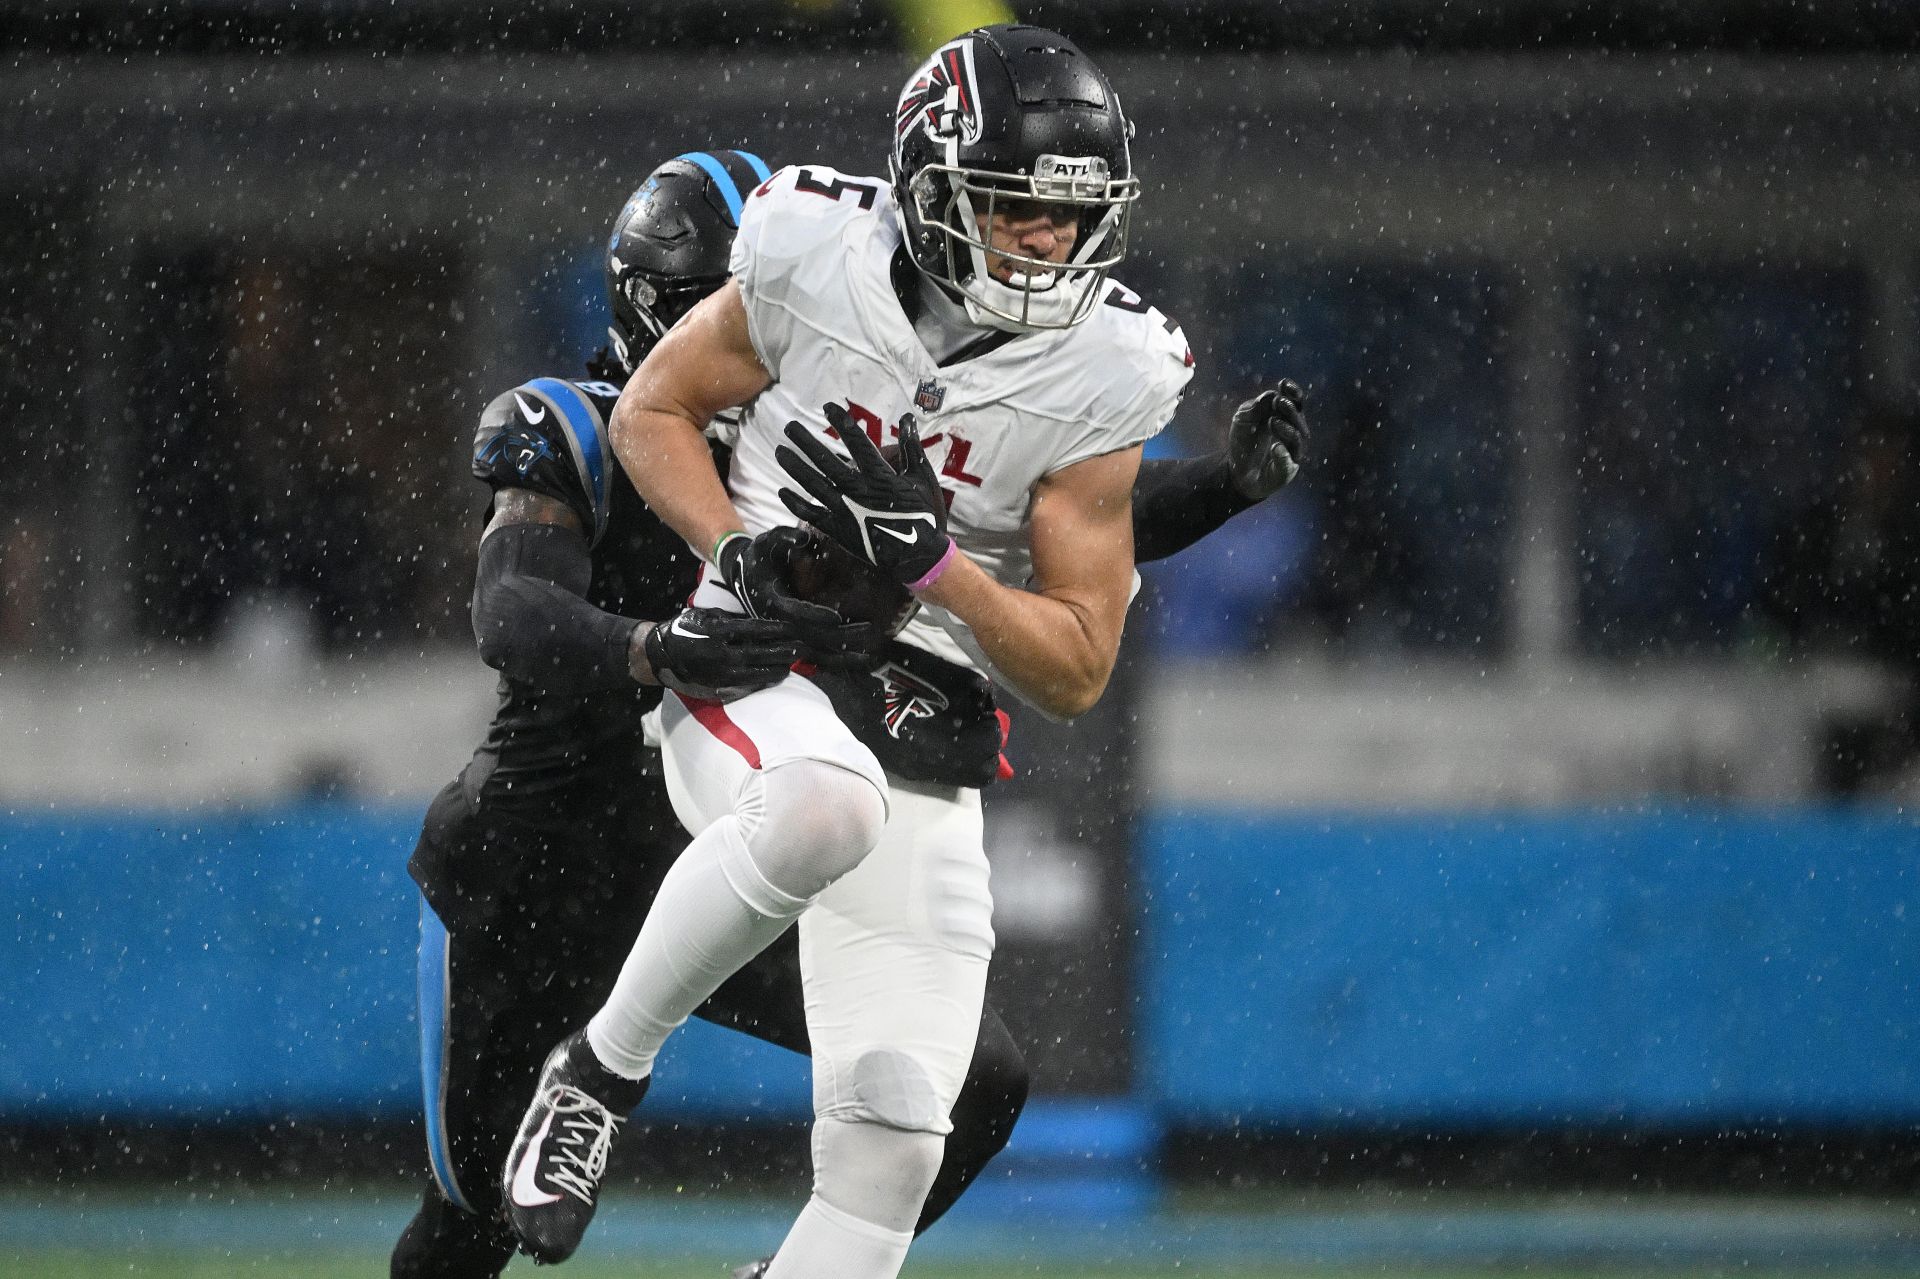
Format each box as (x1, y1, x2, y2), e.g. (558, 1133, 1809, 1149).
(889, 24, 1139, 333)
(896, 38, 983, 149)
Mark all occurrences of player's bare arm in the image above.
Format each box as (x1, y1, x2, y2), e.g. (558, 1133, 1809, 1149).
(611, 278, 771, 558)
(922, 447, 1142, 718)
(483, 487, 584, 539)
(778, 414, 1140, 718)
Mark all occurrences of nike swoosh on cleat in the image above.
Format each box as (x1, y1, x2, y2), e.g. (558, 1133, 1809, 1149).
(514, 392, 548, 424)
(509, 1110, 564, 1208)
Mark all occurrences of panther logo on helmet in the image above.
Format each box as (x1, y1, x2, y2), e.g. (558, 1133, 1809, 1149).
(602, 149, 772, 375)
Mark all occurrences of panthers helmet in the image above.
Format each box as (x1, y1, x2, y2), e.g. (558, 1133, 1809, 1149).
(604, 149, 772, 375)
(890, 25, 1137, 332)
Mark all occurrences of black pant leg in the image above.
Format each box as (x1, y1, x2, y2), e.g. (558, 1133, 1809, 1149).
(390, 1182, 517, 1279)
(692, 926, 812, 1056)
(400, 783, 671, 1266)
(916, 1000, 1030, 1234)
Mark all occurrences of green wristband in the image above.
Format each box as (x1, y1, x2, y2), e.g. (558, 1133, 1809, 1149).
(711, 530, 748, 566)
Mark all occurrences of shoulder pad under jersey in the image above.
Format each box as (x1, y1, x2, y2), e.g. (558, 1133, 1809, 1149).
(1035, 281, 1194, 472)
(1098, 278, 1194, 380)
(730, 165, 896, 373)
(471, 377, 624, 543)
(731, 165, 893, 285)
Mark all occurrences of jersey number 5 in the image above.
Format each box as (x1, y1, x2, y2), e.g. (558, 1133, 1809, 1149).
(795, 168, 881, 210)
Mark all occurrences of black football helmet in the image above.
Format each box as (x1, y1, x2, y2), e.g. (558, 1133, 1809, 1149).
(604, 149, 772, 375)
(890, 25, 1137, 332)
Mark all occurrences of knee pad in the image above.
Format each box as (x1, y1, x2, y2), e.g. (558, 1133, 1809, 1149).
(737, 760, 887, 904)
(810, 1115, 946, 1236)
(818, 1046, 951, 1134)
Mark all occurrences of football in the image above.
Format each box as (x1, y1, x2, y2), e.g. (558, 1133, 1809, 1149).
(785, 526, 919, 636)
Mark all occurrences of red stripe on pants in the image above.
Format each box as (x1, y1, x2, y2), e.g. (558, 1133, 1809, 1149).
(680, 693, 763, 769)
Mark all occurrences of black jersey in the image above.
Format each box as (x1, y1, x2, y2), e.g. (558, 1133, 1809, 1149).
(461, 374, 704, 819)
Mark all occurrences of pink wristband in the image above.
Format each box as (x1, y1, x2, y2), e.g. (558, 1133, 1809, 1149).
(907, 538, 957, 593)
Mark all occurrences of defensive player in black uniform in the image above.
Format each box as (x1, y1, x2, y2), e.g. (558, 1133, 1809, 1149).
(393, 148, 1309, 1278)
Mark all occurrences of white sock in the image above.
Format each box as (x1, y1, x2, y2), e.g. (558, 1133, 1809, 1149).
(585, 813, 802, 1079)
(763, 1196, 914, 1279)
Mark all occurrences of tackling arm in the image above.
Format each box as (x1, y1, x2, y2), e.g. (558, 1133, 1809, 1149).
(1131, 380, 1313, 564)
(920, 447, 1142, 719)
(472, 490, 645, 690)
(1130, 455, 1256, 564)
(472, 489, 804, 698)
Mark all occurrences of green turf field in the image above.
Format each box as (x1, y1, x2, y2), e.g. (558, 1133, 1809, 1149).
(7, 1188, 1914, 1278)
(10, 1259, 1905, 1279)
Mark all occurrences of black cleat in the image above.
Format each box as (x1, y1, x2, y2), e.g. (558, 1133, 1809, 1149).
(730, 1261, 773, 1279)
(501, 1030, 649, 1264)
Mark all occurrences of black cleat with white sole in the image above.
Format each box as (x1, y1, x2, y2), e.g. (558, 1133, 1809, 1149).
(501, 1029, 650, 1264)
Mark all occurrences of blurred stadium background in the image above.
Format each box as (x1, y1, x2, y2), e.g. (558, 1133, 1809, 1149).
(3, 1, 1917, 1275)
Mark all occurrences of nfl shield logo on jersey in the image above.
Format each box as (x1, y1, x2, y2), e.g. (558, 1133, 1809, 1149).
(914, 379, 946, 414)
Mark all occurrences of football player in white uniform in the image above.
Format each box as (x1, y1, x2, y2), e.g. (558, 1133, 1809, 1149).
(503, 26, 1197, 1279)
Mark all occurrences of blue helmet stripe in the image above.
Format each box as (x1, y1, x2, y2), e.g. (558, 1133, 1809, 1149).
(737, 150, 772, 184)
(677, 150, 746, 225)
(417, 896, 473, 1213)
(527, 377, 609, 536)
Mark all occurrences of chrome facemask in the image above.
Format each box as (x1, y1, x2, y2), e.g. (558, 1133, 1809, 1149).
(910, 154, 1138, 332)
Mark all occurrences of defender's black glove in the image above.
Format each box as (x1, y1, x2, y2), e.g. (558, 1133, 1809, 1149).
(718, 526, 885, 669)
(1227, 379, 1312, 499)
(641, 606, 805, 701)
(775, 404, 953, 589)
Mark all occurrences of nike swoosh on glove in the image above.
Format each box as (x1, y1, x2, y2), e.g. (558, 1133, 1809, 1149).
(726, 526, 887, 671)
(642, 606, 804, 701)
(774, 403, 954, 590)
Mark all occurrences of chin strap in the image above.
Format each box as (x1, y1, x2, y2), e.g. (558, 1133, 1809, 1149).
(959, 270, 1098, 333)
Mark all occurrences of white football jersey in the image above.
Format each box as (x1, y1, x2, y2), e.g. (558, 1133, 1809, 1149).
(721, 163, 1193, 674)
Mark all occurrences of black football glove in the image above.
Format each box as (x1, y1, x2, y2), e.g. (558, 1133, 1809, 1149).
(775, 403, 953, 588)
(1227, 379, 1312, 500)
(718, 526, 885, 670)
(641, 606, 805, 701)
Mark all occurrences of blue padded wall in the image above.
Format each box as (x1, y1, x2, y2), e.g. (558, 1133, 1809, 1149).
(1140, 809, 1919, 1125)
(0, 805, 805, 1120)
(4, 805, 1914, 1127)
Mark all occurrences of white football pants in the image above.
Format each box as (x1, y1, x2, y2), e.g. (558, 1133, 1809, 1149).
(611, 672, 994, 1279)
